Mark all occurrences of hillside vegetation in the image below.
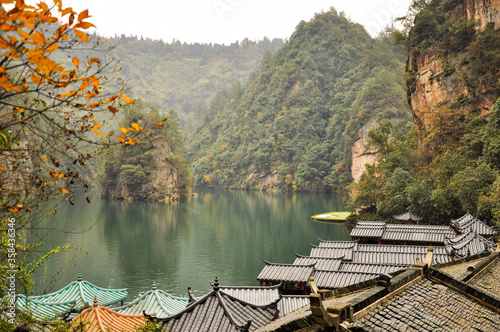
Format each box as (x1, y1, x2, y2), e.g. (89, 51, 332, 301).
(107, 36, 283, 130)
(186, 9, 411, 193)
(350, 0, 500, 226)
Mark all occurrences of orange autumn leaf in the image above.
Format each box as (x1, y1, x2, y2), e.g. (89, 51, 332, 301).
(107, 105, 118, 114)
(74, 22, 95, 29)
(31, 74, 43, 85)
(91, 123, 101, 131)
(106, 95, 118, 103)
(89, 57, 100, 66)
(90, 114, 95, 119)
(90, 75, 99, 87)
(74, 29, 88, 42)
(121, 96, 134, 104)
(80, 81, 91, 90)
(72, 57, 79, 67)
(61, 189, 70, 194)
(131, 122, 141, 132)
(120, 127, 128, 134)
(94, 131, 104, 138)
(155, 123, 163, 126)
(118, 135, 126, 144)
(78, 9, 90, 22)
(12, 204, 23, 212)
(32, 31, 45, 44)
(50, 170, 59, 179)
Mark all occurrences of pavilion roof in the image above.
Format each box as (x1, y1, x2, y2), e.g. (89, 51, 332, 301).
(450, 212, 496, 236)
(112, 281, 188, 317)
(393, 212, 423, 221)
(12, 295, 75, 321)
(151, 278, 278, 332)
(26, 273, 127, 311)
(445, 231, 497, 259)
(72, 297, 145, 332)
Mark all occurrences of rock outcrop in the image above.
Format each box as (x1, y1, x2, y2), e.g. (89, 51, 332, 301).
(408, 0, 500, 132)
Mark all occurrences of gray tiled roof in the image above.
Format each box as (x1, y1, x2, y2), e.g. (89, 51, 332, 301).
(317, 239, 359, 248)
(450, 212, 496, 236)
(277, 296, 309, 317)
(352, 251, 427, 265)
(155, 288, 278, 332)
(309, 245, 354, 260)
(445, 231, 497, 259)
(257, 261, 315, 283)
(354, 278, 500, 331)
(466, 256, 500, 300)
(219, 285, 280, 306)
(381, 224, 455, 243)
(312, 270, 381, 289)
(293, 254, 342, 271)
(338, 262, 408, 274)
(350, 221, 386, 238)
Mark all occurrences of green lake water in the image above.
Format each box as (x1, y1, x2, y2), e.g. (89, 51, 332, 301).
(30, 188, 350, 300)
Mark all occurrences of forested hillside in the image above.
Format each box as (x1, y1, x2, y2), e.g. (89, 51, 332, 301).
(350, 0, 500, 225)
(107, 36, 283, 130)
(186, 9, 411, 193)
(98, 102, 192, 201)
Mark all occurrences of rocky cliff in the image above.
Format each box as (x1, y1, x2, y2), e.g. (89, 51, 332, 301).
(408, 0, 500, 132)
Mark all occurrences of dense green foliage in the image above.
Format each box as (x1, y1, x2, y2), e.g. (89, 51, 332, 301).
(186, 9, 411, 193)
(108, 36, 283, 130)
(350, 0, 500, 226)
(98, 102, 192, 201)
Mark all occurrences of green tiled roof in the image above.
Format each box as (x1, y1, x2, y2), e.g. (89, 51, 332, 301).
(113, 282, 189, 317)
(26, 273, 127, 311)
(14, 295, 75, 321)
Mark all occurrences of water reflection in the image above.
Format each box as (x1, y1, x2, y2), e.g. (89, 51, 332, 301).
(31, 188, 350, 299)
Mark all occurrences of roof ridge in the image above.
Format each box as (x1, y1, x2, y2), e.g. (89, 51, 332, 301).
(215, 291, 252, 331)
(263, 259, 316, 267)
(310, 244, 355, 249)
(294, 252, 344, 260)
(314, 269, 382, 275)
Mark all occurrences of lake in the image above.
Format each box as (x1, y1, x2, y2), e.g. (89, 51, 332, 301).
(30, 188, 350, 300)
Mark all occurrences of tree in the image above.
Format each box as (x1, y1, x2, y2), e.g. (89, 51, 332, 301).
(0, 0, 136, 299)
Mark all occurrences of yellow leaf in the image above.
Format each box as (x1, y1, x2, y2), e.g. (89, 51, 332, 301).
(120, 127, 128, 134)
(118, 135, 126, 144)
(74, 29, 88, 42)
(131, 123, 141, 132)
(94, 131, 104, 138)
(122, 96, 134, 104)
(80, 81, 91, 90)
(74, 22, 95, 29)
(61, 189, 70, 194)
(106, 95, 118, 103)
(32, 31, 45, 44)
(89, 57, 100, 66)
(42, 157, 48, 161)
(91, 123, 101, 131)
(31, 75, 43, 85)
(72, 57, 79, 67)
(18, 30, 31, 40)
(78, 9, 90, 22)
(90, 75, 99, 87)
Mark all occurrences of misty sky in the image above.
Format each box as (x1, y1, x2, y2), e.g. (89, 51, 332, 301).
(64, 0, 413, 44)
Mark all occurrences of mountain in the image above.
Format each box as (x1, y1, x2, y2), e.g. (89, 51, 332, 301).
(186, 9, 411, 193)
(106, 36, 283, 130)
(350, 0, 500, 225)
